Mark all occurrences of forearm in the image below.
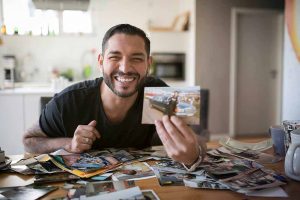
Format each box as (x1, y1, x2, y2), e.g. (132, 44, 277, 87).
(24, 136, 72, 154)
(23, 121, 72, 154)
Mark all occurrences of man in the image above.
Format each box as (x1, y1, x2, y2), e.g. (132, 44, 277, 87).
(23, 24, 206, 171)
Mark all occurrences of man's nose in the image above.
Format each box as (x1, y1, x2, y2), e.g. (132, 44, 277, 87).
(118, 58, 132, 73)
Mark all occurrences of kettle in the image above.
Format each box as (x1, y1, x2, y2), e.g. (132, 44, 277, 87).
(285, 129, 300, 181)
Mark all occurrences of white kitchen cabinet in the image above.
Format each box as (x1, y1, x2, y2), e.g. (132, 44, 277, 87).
(24, 94, 45, 131)
(0, 89, 54, 155)
(0, 95, 25, 154)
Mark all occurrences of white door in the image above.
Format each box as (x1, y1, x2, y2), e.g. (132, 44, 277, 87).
(229, 9, 283, 137)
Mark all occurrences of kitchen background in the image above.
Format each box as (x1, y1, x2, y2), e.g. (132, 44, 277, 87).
(1, 0, 300, 154)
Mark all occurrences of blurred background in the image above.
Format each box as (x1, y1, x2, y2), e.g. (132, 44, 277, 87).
(0, 0, 300, 154)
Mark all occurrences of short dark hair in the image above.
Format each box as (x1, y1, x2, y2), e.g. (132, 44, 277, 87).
(102, 24, 150, 57)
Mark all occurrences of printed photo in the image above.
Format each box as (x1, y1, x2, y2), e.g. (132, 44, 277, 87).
(85, 180, 136, 197)
(112, 161, 155, 181)
(142, 87, 201, 124)
(220, 168, 286, 191)
(142, 189, 160, 200)
(183, 174, 230, 190)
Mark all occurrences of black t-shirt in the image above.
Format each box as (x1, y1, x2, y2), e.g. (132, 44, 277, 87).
(39, 76, 168, 149)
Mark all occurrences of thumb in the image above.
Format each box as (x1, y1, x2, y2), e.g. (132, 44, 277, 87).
(88, 120, 97, 127)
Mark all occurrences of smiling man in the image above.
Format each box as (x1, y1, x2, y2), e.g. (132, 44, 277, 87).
(23, 24, 206, 171)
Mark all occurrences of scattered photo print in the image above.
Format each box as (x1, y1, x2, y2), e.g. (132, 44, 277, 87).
(183, 174, 230, 190)
(112, 161, 155, 181)
(142, 87, 200, 124)
(142, 189, 160, 200)
(0, 185, 57, 200)
(51, 150, 135, 173)
(85, 180, 136, 197)
(220, 168, 286, 192)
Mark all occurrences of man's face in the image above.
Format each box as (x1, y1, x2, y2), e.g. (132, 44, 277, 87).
(99, 33, 151, 98)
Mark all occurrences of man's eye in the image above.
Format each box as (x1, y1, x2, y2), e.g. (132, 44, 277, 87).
(132, 58, 143, 62)
(109, 56, 119, 60)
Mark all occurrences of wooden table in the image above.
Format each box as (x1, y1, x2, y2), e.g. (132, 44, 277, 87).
(0, 140, 299, 200)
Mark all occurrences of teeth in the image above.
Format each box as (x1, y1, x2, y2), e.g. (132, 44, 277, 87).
(115, 76, 135, 82)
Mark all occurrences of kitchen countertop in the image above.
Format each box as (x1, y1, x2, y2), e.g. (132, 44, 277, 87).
(0, 82, 65, 95)
(0, 87, 56, 95)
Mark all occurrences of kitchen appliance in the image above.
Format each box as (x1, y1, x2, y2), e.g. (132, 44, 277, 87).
(151, 53, 185, 80)
(2, 55, 16, 88)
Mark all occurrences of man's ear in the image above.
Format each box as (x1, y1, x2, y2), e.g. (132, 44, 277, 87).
(146, 56, 153, 75)
(98, 54, 104, 71)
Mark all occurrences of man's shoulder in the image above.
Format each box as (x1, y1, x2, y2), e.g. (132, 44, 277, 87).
(54, 78, 100, 100)
(144, 76, 168, 87)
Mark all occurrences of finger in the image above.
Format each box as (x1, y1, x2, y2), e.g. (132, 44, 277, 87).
(87, 120, 101, 139)
(161, 115, 185, 144)
(154, 119, 174, 149)
(88, 120, 97, 127)
(75, 128, 98, 142)
(169, 115, 195, 141)
(78, 125, 101, 139)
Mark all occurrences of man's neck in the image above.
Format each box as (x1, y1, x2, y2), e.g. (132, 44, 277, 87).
(100, 82, 138, 123)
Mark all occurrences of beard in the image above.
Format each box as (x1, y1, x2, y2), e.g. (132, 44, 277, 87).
(103, 70, 146, 98)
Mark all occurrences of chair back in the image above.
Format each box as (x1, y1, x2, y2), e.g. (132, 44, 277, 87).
(200, 89, 209, 130)
(40, 96, 52, 113)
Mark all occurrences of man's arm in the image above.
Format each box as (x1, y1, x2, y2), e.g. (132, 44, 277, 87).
(23, 120, 101, 154)
(23, 121, 72, 153)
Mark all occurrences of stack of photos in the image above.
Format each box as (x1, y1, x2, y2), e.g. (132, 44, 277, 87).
(149, 160, 226, 189)
(204, 149, 286, 193)
(216, 146, 281, 164)
(219, 168, 286, 193)
(48, 149, 136, 178)
(149, 150, 286, 193)
(142, 86, 201, 125)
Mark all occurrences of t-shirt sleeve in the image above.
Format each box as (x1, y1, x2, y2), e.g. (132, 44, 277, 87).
(39, 98, 66, 138)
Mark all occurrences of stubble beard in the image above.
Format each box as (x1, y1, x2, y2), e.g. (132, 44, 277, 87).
(103, 71, 146, 98)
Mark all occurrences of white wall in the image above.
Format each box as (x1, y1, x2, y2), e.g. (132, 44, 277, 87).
(195, 0, 284, 134)
(0, 0, 195, 85)
(282, 26, 300, 120)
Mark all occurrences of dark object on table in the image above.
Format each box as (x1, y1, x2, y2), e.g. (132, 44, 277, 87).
(0, 147, 5, 163)
(0, 185, 58, 200)
(0, 148, 11, 171)
(34, 173, 80, 184)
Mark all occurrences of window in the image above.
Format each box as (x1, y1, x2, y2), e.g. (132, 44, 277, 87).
(62, 10, 92, 34)
(2, 0, 92, 35)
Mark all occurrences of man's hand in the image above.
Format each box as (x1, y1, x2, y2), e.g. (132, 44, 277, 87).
(155, 115, 200, 165)
(65, 120, 101, 153)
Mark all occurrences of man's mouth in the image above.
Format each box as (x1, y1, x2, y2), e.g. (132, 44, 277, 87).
(114, 76, 136, 83)
(113, 74, 139, 83)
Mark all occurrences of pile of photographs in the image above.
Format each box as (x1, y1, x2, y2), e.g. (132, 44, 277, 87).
(149, 148, 287, 195)
(4, 148, 163, 200)
(2, 140, 288, 199)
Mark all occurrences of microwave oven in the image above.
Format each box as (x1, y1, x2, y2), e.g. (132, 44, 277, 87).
(151, 53, 185, 80)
